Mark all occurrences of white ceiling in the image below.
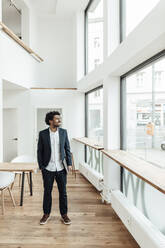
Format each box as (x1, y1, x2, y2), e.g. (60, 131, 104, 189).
(56, 0, 89, 18)
(26, 0, 58, 15)
(3, 0, 90, 21)
(24, 0, 89, 18)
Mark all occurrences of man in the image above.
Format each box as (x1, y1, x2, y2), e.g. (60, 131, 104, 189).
(37, 111, 72, 225)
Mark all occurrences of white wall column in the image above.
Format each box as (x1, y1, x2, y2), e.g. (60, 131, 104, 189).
(0, 0, 2, 21)
(21, 3, 30, 45)
(0, 0, 3, 162)
(104, 0, 120, 59)
(28, 10, 38, 51)
(103, 0, 108, 60)
(75, 11, 85, 81)
(101, 76, 121, 203)
(107, 0, 120, 56)
(0, 78, 3, 162)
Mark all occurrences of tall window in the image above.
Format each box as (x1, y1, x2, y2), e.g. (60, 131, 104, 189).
(85, 0, 104, 74)
(121, 54, 165, 168)
(120, 0, 160, 41)
(85, 86, 103, 145)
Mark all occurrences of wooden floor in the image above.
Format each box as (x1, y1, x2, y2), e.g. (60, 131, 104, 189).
(0, 171, 139, 248)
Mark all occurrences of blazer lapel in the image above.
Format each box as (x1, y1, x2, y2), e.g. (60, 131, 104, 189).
(59, 128, 68, 173)
(58, 128, 63, 152)
(46, 128, 51, 148)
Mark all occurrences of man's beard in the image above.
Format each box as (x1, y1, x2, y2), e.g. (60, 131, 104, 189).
(53, 122, 61, 128)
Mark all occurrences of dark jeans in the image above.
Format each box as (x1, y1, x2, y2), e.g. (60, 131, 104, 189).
(41, 168, 67, 216)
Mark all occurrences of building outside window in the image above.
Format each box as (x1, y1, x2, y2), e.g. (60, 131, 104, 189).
(136, 72, 145, 88)
(85, 86, 103, 145)
(121, 55, 165, 168)
(85, 0, 104, 73)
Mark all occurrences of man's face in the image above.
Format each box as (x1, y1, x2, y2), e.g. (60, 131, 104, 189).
(50, 115, 62, 127)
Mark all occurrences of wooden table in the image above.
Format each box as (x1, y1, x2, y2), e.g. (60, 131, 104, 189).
(0, 163, 38, 206)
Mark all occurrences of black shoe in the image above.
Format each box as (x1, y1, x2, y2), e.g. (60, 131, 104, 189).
(61, 214, 71, 225)
(40, 214, 50, 225)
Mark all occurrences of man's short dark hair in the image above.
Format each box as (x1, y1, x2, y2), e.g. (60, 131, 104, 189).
(45, 111, 61, 125)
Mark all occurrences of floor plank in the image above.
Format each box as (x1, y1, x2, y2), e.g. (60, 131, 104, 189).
(0, 171, 139, 248)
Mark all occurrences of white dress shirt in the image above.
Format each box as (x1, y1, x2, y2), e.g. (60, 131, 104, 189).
(45, 127, 64, 172)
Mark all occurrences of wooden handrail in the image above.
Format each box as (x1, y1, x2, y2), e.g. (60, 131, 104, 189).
(73, 138, 165, 194)
(0, 21, 43, 62)
(102, 149, 165, 194)
(73, 137, 104, 151)
(31, 88, 77, 90)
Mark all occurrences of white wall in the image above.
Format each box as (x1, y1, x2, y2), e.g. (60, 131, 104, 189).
(3, 108, 18, 162)
(106, 0, 120, 56)
(0, 0, 2, 21)
(0, 1, 2, 162)
(29, 13, 77, 88)
(3, 89, 33, 157)
(21, 1, 30, 45)
(3, 89, 85, 167)
(0, 0, 35, 89)
(0, 78, 3, 162)
(0, 7, 77, 89)
(101, 76, 121, 202)
(75, 11, 85, 81)
(0, 30, 38, 89)
(30, 89, 84, 140)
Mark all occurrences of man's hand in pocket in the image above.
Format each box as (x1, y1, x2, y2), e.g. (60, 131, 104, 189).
(68, 165, 73, 172)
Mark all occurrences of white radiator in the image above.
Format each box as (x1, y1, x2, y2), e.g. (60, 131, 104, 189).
(79, 163, 103, 191)
(111, 190, 165, 248)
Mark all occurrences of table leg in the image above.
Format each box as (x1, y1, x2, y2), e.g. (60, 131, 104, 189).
(20, 172, 25, 206)
(29, 172, 33, 196)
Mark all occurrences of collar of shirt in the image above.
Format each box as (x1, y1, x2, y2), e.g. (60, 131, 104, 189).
(49, 127, 59, 135)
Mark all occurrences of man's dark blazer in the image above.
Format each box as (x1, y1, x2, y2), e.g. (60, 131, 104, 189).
(37, 127, 72, 173)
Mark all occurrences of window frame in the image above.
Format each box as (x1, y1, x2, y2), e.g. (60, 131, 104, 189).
(85, 85, 103, 162)
(120, 49, 165, 191)
(119, 0, 126, 42)
(120, 0, 160, 42)
(84, 0, 104, 74)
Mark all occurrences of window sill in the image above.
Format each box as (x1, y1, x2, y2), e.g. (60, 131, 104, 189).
(102, 149, 165, 194)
